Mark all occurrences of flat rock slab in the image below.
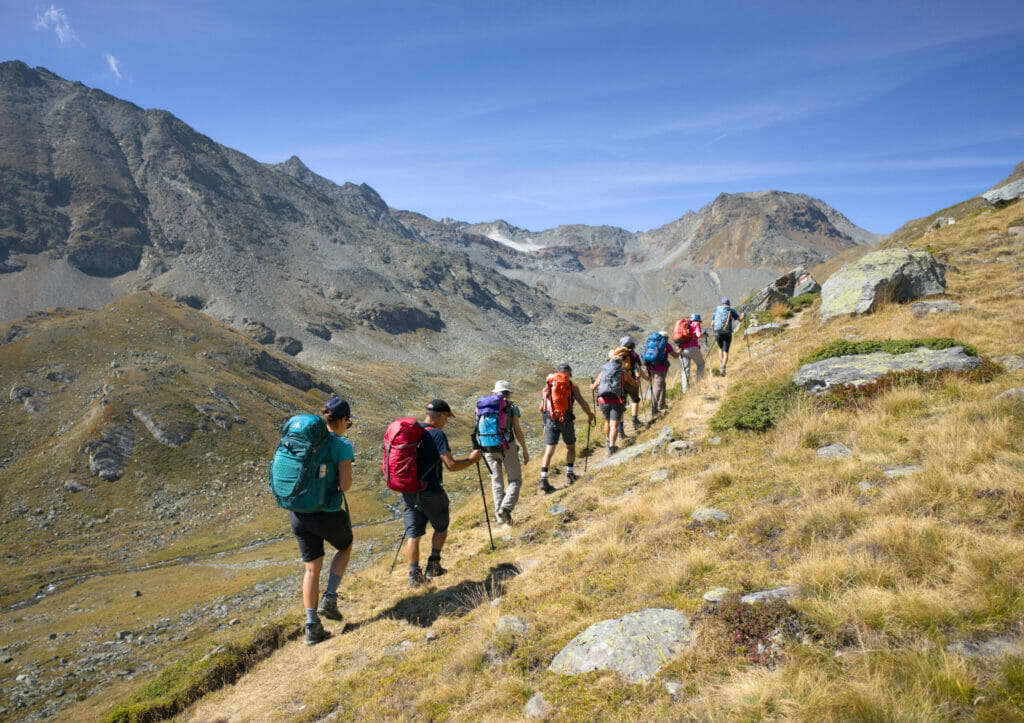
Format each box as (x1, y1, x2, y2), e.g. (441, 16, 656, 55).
(883, 465, 922, 478)
(793, 346, 981, 394)
(982, 178, 1024, 204)
(911, 300, 962, 315)
(947, 636, 1023, 659)
(594, 426, 673, 468)
(649, 470, 670, 484)
(817, 443, 853, 459)
(740, 586, 799, 604)
(547, 505, 569, 516)
(820, 249, 945, 320)
(549, 608, 695, 683)
(994, 355, 1024, 371)
(691, 508, 730, 523)
(998, 388, 1024, 402)
(702, 587, 731, 603)
(524, 692, 552, 719)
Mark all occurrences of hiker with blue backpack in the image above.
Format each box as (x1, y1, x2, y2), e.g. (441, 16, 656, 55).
(475, 381, 529, 526)
(712, 299, 745, 376)
(383, 400, 482, 588)
(268, 396, 357, 646)
(641, 330, 679, 416)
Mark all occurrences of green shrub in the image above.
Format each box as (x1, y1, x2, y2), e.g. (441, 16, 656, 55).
(710, 380, 796, 433)
(788, 291, 820, 312)
(799, 338, 978, 366)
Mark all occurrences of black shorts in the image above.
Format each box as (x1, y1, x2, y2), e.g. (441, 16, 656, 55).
(402, 489, 450, 538)
(716, 332, 733, 352)
(599, 402, 625, 421)
(290, 509, 353, 562)
(543, 414, 576, 445)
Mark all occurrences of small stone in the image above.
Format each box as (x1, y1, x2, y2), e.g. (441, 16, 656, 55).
(994, 355, 1024, 371)
(48, 633, 57, 640)
(228, 618, 239, 626)
(708, 436, 722, 445)
(116, 630, 132, 640)
(668, 441, 694, 454)
(2, 656, 12, 664)
(664, 680, 683, 697)
(702, 587, 730, 603)
(524, 692, 552, 719)
(426, 630, 438, 642)
(16, 674, 29, 683)
(132, 590, 142, 597)
(548, 505, 568, 516)
(817, 443, 852, 459)
(649, 470, 671, 484)
(691, 508, 730, 523)
(858, 482, 873, 492)
(63, 480, 88, 493)
(997, 387, 1024, 402)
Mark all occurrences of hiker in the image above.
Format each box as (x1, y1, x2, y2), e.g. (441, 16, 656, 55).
(477, 380, 529, 526)
(712, 299, 745, 376)
(289, 396, 356, 646)
(641, 330, 679, 415)
(612, 336, 648, 431)
(538, 363, 596, 493)
(590, 349, 626, 454)
(673, 313, 705, 392)
(403, 400, 482, 587)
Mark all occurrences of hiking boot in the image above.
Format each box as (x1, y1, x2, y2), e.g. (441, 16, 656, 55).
(409, 567, 428, 588)
(424, 559, 447, 579)
(632, 416, 642, 429)
(317, 593, 343, 621)
(608, 445, 618, 455)
(540, 480, 555, 494)
(566, 471, 578, 485)
(497, 507, 513, 526)
(305, 621, 331, 646)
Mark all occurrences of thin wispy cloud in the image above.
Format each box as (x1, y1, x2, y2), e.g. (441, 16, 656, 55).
(105, 54, 122, 79)
(34, 5, 74, 43)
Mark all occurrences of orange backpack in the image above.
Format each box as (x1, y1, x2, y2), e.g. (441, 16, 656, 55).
(543, 372, 573, 422)
(672, 318, 692, 343)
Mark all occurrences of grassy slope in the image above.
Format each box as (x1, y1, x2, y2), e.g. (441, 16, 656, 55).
(106, 202, 1024, 720)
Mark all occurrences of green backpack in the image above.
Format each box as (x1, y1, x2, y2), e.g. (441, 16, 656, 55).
(268, 414, 332, 512)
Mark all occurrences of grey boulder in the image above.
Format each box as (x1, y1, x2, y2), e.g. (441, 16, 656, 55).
(793, 346, 981, 394)
(820, 249, 946, 320)
(549, 608, 694, 683)
(910, 300, 961, 315)
(982, 178, 1024, 205)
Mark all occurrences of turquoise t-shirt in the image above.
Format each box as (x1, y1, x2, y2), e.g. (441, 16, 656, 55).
(319, 434, 354, 512)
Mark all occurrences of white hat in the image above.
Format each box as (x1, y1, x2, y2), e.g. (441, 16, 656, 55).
(492, 380, 513, 394)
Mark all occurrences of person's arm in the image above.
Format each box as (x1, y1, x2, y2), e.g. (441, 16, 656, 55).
(589, 375, 601, 391)
(441, 449, 481, 471)
(667, 342, 679, 358)
(512, 415, 529, 465)
(336, 459, 352, 492)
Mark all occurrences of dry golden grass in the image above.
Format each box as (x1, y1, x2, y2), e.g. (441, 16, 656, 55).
(97, 201, 1024, 721)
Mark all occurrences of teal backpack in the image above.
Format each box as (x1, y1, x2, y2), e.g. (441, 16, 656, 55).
(268, 414, 332, 512)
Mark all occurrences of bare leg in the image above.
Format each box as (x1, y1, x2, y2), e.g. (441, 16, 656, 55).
(302, 556, 324, 610)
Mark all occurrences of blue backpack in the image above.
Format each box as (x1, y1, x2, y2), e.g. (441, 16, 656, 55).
(268, 414, 333, 512)
(475, 394, 509, 452)
(713, 305, 734, 333)
(641, 332, 668, 365)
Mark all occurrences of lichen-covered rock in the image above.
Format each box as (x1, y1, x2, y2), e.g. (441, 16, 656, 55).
(739, 266, 820, 316)
(793, 346, 981, 394)
(87, 423, 135, 481)
(982, 178, 1024, 205)
(740, 586, 799, 604)
(816, 443, 852, 459)
(548, 608, 694, 683)
(132, 409, 193, 447)
(524, 692, 552, 719)
(820, 249, 946, 320)
(947, 636, 1023, 659)
(691, 508, 730, 523)
(594, 427, 673, 468)
(910, 300, 961, 315)
(994, 355, 1024, 371)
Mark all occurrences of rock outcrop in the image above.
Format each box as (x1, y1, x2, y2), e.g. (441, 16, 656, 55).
(738, 266, 820, 316)
(793, 346, 981, 393)
(820, 249, 946, 320)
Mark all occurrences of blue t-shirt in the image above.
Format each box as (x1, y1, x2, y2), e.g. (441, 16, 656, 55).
(320, 434, 354, 512)
(416, 423, 450, 493)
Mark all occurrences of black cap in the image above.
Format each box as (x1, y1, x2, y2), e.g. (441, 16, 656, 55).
(324, 396, 356, 421)
(556, 362, 572, 374)
(426, 399, 455, 417)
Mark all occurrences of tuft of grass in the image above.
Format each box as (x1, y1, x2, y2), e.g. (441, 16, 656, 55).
(710, 380, 797, 433)
(799, 337, 979, 366)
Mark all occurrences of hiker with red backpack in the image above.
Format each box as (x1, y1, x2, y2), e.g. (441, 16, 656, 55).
(673, 313, 706, 392)
(538, 363, 595, 493)
(383, 400, 481, 588)
(612, 336, 649, 431)
(476, 380, 529, 526)
(641, 331, 679, 416)
(269, 396, 356, 646)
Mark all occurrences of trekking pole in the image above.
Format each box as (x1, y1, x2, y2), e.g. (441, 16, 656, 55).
(474, 461, 496, 551)
(389, 531, 405, 574)
(584, 414, 592, 472)
(648, 379, 654, 419)
(743, 321, 752, 363)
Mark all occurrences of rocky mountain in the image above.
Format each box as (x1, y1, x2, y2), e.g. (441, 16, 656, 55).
(0, 61, 628, 373)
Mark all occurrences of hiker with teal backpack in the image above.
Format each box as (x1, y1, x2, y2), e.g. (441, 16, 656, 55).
(641, 331, 679, 416)
(476, 381, 529, 526)
(268, 396, 356, 646)
(712, 299, 745, 376)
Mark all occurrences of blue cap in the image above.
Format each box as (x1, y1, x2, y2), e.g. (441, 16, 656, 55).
(721, 298, 730, 305)
(691, 313, 702, 321)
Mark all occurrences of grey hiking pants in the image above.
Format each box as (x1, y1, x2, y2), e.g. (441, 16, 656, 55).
(680, 347, 705, 392)
(483, 444, 522, 515)
(650, 369, 667, 413)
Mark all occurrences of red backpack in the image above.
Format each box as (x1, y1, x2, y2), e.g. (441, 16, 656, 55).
(382, 418, 427, 494)
(543, 372, 573, 422)
(672, 318, 692, 343)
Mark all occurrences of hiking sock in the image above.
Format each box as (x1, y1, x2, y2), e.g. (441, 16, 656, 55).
(428, 549, 442, 563)
(540, 468, 549, 482)
(409, 563, 420, 576)
(566, 464, 575, 477)
(305, 608, 320, 625)
(325, 573, 342, 596)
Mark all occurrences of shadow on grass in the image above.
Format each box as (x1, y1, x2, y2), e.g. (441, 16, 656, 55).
(347, 562, 521, 630)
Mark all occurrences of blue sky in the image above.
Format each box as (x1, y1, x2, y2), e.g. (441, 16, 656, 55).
(4, 1, 1024, 234)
